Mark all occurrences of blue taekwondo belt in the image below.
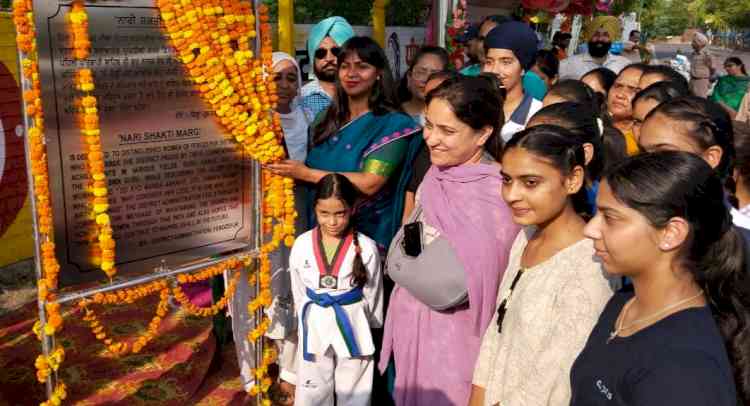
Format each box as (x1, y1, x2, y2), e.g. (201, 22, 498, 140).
(301, 287, 364, 361)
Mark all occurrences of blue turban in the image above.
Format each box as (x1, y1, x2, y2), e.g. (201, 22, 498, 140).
(307, 16, 355, 63)
(484, 21, 538, 70)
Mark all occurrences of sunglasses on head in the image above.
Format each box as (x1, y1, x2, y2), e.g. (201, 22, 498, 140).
(314, 47, 341, 60)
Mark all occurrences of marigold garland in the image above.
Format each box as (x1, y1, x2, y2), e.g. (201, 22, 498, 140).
(78, 281, 170, 356)
(35, 346, 64, 383)
(16, 0, 295, 403)
(14, 1, 67, 403)
(69, 0, 118, 280)
(173, 263, 242, 317)
(156, 2, 297, 400)
(249, 345, 277, 399)
(40, 383, 67, 406)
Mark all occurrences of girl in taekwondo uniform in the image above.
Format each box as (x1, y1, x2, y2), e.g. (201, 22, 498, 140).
(289, 173, 383, 406)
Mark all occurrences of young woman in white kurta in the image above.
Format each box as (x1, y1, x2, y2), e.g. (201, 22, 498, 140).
(469, 126, 616, 406)
(289, 173, 383, 406)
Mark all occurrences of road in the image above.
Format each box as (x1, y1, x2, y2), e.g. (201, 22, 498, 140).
(652, 43, 750, 74)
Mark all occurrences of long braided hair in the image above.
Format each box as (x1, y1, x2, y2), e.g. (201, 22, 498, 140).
(313, 173, 368, 288)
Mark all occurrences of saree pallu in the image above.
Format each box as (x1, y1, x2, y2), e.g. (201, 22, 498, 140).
(305, 111, 421, 250)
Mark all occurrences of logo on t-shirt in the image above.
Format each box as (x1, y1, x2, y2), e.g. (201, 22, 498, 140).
(302, 379, 318, 389)
(596, 379, 613, 400)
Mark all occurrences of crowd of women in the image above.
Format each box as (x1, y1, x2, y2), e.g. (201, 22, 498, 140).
(230, 14, 750, 406)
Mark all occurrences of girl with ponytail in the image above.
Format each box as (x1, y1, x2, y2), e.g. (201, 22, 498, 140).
(288, 173, 383, 405)
(470, 125, 617, 406)
(640, 96, 735, 180)
(528, 102, 608, 214)
(571, 151, 750, 406)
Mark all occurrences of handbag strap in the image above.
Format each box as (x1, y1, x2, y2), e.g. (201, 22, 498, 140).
(407, 204, 423, 224)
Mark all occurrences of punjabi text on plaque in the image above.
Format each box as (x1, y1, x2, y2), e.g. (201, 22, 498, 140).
(33, 2, 255, 286)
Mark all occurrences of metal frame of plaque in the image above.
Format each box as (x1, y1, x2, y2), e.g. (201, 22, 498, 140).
(18, 1, 267, 402)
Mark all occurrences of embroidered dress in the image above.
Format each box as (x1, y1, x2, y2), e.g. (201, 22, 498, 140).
(305, 111, 421, 249)
(473, 229, 616, 406)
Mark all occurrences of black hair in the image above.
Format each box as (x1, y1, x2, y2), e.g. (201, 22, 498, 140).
(504, 125, 590, 215)
(313, 36, 399, 146)
(426, 75, 505, 161)
(426, 69, 460, 85)
(605, 151, 750, 403)
(313, 173, 367, 288)
(622, 62, 650, 75)
(424, 69, 460, 99)
(725, 56, 748, 76)
(397, 46, 450, 104)
(553, 31, 572, 44)
(529, 102, 605, 182)
(641, 64, 690, 92)
(481, 14, 512, 30)
(546, 79, 602, 116)
(582, 67, 617, 92)
(629, 29, 641, 38)
(601, 125, 629, 172)
(533, 49, 559, 80)
(632, 81, 691, 108)
(646, 96, 735, 179)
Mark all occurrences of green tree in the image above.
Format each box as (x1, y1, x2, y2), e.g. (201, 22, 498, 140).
(700, 0, 750, 29)
(263, 0, 373, 24)
(387, 0, 429, 26)
(262, 0, 428, 26)
(640, 0, 691, 38)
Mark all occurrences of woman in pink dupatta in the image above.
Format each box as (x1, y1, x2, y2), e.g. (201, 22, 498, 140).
(380, 76, 519, 405)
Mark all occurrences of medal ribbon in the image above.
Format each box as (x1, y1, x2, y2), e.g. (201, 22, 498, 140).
(312, 227, 354, 285)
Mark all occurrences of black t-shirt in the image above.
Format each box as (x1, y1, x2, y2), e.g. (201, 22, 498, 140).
(569, 291, 737, 406)
(406, 142, 430, 193)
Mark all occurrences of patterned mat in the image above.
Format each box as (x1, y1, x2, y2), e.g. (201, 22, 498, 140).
(0, 295, 250, 405)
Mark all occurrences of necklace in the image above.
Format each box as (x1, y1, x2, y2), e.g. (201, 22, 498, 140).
(607, 290, 704, 344)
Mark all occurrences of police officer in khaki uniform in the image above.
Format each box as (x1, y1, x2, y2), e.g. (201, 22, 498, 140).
(690, 32, 715, 97)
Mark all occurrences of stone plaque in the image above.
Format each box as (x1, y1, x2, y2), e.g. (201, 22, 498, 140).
(31, 1, 257, 286)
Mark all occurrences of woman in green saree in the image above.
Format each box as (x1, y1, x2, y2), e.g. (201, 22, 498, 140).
(711, 57, 750, 116)
(267, 36, 421, 252)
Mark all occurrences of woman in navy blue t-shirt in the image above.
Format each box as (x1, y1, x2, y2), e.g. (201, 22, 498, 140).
(570, 151, 750, 405)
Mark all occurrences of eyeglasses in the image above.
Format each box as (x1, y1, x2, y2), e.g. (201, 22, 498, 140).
(496, 269, 525, 333)
(314, 47, 341, 60)
(412, 67, 440, 81)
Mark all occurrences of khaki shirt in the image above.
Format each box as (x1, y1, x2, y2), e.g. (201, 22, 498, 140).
(691, 49, 714, 79)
